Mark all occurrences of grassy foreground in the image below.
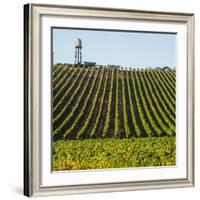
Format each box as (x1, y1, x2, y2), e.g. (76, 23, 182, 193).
(53, 136, 176, 170)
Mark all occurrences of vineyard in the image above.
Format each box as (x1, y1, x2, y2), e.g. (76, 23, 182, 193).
(52, 64, 176, 141)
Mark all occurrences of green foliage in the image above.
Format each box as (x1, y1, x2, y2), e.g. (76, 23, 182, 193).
(52, 65, 177, 170)
(126, 70, 141, 136)
(53, 64, 176, 139)
(53, 137, 176, 170)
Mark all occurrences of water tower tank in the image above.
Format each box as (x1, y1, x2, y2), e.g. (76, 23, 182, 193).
(75, 38, 82, 48)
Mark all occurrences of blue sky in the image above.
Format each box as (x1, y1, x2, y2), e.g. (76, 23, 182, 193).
(53, 28, 176, 68)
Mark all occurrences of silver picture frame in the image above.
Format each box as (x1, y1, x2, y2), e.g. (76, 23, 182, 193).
(24, 3, 195, 197)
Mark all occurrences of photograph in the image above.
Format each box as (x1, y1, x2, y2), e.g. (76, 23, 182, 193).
(24, 4, 194, 196)
(52, 28, 176, 171)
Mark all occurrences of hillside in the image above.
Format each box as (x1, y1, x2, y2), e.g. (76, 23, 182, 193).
(52, 64, 176, 141)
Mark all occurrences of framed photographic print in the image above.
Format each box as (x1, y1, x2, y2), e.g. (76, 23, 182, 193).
(24, 3, 195, 197)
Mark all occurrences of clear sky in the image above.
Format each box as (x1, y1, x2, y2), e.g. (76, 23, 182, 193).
(53, 28, 176, 68)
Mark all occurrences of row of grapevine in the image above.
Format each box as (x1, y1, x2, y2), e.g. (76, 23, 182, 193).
(121, 70, 132, 137)
(52, 65, 176, 140)
(102, 69, 114, 137)
(114, 70, 119, 137)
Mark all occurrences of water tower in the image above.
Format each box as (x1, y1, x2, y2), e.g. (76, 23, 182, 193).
(74, 38, 82, 64)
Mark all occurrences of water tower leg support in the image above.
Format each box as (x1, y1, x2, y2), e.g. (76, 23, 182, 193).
(75, 48, 77, 64)
(80, 49, 82, 64)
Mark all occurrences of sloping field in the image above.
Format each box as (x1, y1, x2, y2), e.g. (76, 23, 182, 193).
(52, 64, 176, 141)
